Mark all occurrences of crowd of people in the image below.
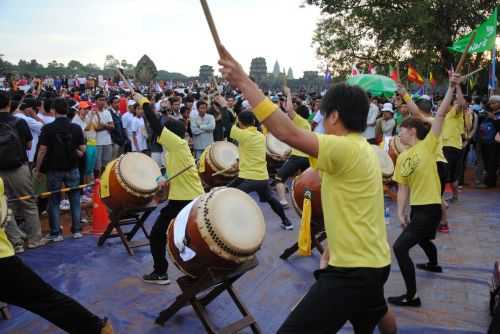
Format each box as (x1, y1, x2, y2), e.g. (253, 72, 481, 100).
(0, 63, 500, 333)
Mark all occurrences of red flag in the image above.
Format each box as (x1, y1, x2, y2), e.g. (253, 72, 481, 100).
(408, 65, 424, 85)
(389, 65, 399, 81)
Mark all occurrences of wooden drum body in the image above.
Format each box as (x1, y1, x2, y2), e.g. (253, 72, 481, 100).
(101, 152, 162, 210)
(291, 168, 323, 225)
(199, 142, 239, 188)
(167, 187, 266, 278)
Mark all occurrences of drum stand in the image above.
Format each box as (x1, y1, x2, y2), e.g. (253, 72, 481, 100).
(156, 258, 262, 334)
(97, 206, 155, 256)
(0, 302, 10, 320)
(279, 221, 327, 260)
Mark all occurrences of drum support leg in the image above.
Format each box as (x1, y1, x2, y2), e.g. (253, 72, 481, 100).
(279, 222, 326, 260)
(0, 302, 10, 320)
(97, 207, 154, 256)
(156, 259, 262, 334)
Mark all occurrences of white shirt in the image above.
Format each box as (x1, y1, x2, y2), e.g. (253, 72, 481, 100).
(131, 116, 148, 151)
(95, 109, 113, 146)
(312, 111, 325, 134)
(71, 115, 86, 131)
(362, 103, 379, 140)
(37, 113, 55, 125)
(121, 111, 135, 143)
(14, 113, 43, 162)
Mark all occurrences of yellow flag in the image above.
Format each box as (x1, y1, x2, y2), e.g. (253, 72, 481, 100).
(298, 190, 312, 256)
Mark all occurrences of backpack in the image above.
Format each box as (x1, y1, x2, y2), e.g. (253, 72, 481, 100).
(0, 120, 25, 170)
(478, 119, 497, 144)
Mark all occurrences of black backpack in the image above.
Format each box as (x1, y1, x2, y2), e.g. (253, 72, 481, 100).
(0, 120, 25, 170)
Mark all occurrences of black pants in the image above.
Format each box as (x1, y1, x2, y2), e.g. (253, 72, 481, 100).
(436, 161, 448, 196)
(481, 143, 500, 187)
(278, 266, 390, 334)
(0, 256, 103, 334)
(276, 156, 310, 182)
(393, 204, 441, 298)
(456, 142, 471, 185)
(150, 199, 191, 275)
(227, 178, 288, 223)
(443, 146, 462, 183)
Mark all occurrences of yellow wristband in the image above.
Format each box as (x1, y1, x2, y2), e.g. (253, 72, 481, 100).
(402, 93, 412, 103)
(253, 98, 277, 122)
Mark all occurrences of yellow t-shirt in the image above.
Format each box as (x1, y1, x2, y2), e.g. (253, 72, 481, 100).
(442, 106, 464, 149)
(230, 125, 269, 181)
(158, 128, 204, 200)
(291, 114, 311, 158)
(0, 178, 15, 259)
(310, 133, 391, 268)
(393, 131, 442, 205)
(424, 116, 447, 163)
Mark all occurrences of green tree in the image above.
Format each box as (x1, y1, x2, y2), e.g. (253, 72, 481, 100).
(67, 60, 84, 73)
(307, 0, 498, 76)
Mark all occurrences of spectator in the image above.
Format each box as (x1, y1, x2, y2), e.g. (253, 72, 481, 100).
(94, 94, 114, 173)
(107, 96, 127, 158)
(0, 91, 44, 252)
(130, 106, 149, 153)
(191, 101, 215, 158)
(376, 103, 396, 139)
(363, 95, 380, 144)
(14, 98, 45, 164)
(478, 95, 500, 188)
(35, 98, 86, 241)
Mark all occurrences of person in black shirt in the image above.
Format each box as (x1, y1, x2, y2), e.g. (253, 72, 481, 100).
(0, 91, 44, 252)
(35, 98, 85, 242)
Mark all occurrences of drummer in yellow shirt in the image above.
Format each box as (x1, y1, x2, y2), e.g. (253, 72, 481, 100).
(228, 110, 292, 230)
(136, 93, 204, 285)
(390, 73, 462, 307)
(219, 46, 394, 333)
(275, 87, 312, 207)
(0, 178, 114, 333)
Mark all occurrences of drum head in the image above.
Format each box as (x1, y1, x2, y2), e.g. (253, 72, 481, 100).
(266, 133, 291, 158)
(209, 141, 239, 171)
(118, 152, 162, 194)
(371, 145, 394, 177)
(207, 188, 266, 254)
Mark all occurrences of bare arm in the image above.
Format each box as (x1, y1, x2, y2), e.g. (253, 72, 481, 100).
(397, 184, 409, 227)
(397, 83, 421, 117)
(219, 46, 319, 157)
(431, 72, 463, 138)
(35, 145, 47, 173)
(284, 86, 297, 119)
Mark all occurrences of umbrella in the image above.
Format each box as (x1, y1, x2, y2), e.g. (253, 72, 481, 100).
(346, 74, 397, 97)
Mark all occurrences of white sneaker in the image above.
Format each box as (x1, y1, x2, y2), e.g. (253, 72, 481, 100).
(280, 200, 289, 208)
(72, 232, 83, 239)
(60, 200, 70, 211)
(45, 234, 64, 242)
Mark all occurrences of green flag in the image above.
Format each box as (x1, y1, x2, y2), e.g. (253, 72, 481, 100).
(449, 7, 497, 53)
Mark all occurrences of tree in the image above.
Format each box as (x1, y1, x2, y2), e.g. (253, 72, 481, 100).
(250, 57, 268, 84)
(67, 60, 84, 72)
(199, 65, 214, 82)
(272, 60, 281, 77)
(287, 67, 294, 80)
(307, 0, 498, 77)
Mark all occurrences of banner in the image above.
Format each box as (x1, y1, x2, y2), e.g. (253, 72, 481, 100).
(449, 8, 497, 53)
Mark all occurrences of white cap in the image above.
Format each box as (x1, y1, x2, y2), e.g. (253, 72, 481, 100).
(128, 100, 137, 106)
(381, 102, 394, 113)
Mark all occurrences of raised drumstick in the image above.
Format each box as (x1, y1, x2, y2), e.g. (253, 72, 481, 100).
(200, 0, 223, 57)
(115, 68, 135, 94)
(455, 31, 477, 74)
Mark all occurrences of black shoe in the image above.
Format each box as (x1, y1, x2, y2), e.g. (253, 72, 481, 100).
(416, 263, 443, 273)
(388, 294, 421, 307)
(142, 272, 170, 285)
(281, 219, 293, 231)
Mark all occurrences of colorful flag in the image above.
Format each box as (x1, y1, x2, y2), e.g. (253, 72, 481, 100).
(389, 65, 399, 81)
(449, 7, 497, 54)
(408, 65, 424, 85)
(429, 71, 436, 86)
(351, 64, 360, 76)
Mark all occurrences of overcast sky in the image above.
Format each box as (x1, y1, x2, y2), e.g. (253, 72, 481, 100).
(0, 0, 323, 77)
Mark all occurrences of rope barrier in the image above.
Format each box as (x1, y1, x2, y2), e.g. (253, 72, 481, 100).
(7, 182, 95, 203)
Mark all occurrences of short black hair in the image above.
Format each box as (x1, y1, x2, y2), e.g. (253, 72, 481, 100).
(43, 98, 53, 113)
(400, 117, 431, 140)
(416, 99, 432, 113)
(165, 118, 185, 139)
(53, 98, 68, 115)
(295, 105, 310, 119)
(320, 83, 369, 132)
(0, 91, 11, 109)
(197, 101, 207, 109)
(237, 111, 256, 127)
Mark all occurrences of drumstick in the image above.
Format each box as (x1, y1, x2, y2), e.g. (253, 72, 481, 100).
(199, 0, 223, 57)
(211, 159, 239, 177)
(455, 31, 477, 74)
(165, 164, 195, 184)
(115, 68, 135, 94)
(464, 66, 484, 79)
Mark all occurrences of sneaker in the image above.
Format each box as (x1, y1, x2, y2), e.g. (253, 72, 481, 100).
(142, 272, 170, 285)
(72, 232, 83, 239)
(448, 195, 458, 203)
(80, 218, 89, 224)
(438, 225, 449, 233)
(281, 219, 294, 231)
(279, 200, 289, 208)
(27, 238, 49, 249)
(416, 263, 443, 273)
(45, 234, 64, 243)
(14, 244, 25, 254)
(60, 199, 70, 211)
(388, 294, 421, 307)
